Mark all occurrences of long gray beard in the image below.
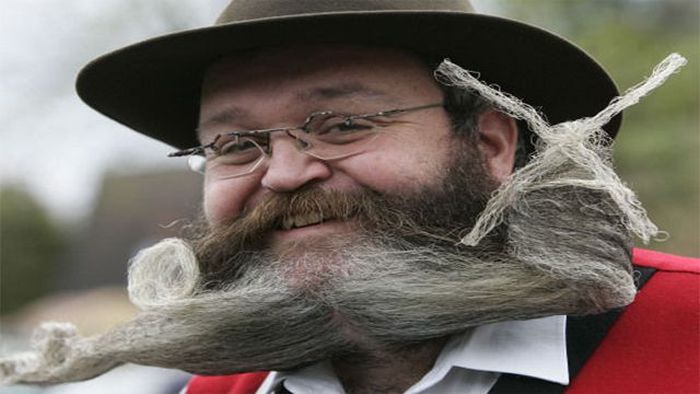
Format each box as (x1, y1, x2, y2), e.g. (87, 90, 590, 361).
(0, 53, 685, 386)
(0, 187, 636, 385)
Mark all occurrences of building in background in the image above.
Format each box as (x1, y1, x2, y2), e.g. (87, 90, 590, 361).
(55, 169, 202, 291)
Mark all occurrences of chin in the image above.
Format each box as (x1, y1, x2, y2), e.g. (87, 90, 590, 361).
(272, 236, 355, 292)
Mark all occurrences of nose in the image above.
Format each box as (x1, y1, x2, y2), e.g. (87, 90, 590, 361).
(260, 135, 332, 192)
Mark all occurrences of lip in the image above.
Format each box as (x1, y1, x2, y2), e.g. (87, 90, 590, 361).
(270, 219, 355, 244)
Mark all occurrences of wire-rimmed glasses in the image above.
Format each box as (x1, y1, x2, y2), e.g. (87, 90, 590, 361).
(168, 102, 444, 179)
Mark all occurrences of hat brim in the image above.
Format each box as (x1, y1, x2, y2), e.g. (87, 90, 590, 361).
(76, 10, 621, 149)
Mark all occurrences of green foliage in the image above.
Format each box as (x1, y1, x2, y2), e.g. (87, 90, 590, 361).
(490, 0, 699, 256)
(0, 185, 66, 315)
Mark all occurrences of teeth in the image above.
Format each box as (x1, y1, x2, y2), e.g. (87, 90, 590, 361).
(281, 212, 325, 230)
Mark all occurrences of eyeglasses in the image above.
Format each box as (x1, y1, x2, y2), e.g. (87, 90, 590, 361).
(168, 102, 444, 179)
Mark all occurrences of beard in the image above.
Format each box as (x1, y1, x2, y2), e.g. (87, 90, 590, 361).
(188, 138, 501, 290)
(0, 137, 636, 384)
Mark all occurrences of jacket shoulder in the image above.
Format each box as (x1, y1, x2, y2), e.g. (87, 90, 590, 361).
(632, 247, 700, 274)
(567, 248, 699, 393)
(186, 372, 269, 394)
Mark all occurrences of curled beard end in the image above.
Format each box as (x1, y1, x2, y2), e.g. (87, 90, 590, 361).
(0, 322, 119, 385)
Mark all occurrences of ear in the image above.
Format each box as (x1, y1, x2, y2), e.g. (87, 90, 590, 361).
(476, 109, 518, 183)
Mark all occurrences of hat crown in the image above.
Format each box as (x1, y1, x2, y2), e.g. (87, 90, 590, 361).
(216, 0, 474, 24)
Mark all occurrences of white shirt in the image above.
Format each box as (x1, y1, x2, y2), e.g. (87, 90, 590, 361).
(256, 315, 569, 394)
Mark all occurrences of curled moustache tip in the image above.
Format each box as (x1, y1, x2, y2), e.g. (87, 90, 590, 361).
(127, 237, 200, 310)
(438, 54, 687, 246)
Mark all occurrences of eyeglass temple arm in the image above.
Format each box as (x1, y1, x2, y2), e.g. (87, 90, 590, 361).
(370, 102, 444, 117)
(168, 134, 227, 157)
(168, 147, 204, 157)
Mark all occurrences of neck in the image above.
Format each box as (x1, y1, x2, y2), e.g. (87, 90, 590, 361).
(331, 337, 448, 394)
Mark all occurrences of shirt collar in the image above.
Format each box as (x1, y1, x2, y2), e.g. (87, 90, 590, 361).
(257, 315, 569, 394)
(439, 315, 569, 384)
(256, 361, 345, 394)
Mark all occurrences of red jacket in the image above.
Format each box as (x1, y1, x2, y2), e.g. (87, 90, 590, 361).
(187, 249, 699, 394)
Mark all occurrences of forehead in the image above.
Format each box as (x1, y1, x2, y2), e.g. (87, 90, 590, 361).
(203, 45, 435, 92)
(199, 46, 442, 128)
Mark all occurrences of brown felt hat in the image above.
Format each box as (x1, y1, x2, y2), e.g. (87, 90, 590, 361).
(76, 0, 621, 150)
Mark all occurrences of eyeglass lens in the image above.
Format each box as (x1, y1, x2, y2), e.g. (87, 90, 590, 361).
(198, 113, 384, 179)
(179, 103, 443, 177)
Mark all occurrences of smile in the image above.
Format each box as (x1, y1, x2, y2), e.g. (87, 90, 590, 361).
(281, 212, 333, 230)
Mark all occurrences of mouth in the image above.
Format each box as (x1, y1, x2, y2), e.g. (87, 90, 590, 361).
(280, 212, 335, 230)
(269, 212, 357, 246)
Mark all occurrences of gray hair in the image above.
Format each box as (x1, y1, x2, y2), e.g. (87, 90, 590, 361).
(439, 83, 530, 168)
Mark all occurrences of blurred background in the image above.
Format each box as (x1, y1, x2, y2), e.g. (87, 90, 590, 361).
(1, 1, 698, 393)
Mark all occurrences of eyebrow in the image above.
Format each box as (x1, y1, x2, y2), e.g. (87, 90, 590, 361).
(296, 82, 392, 102)
(197, 82, 397, 136)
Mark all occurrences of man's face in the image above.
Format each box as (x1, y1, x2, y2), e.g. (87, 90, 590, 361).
(199, 47, 461, 243)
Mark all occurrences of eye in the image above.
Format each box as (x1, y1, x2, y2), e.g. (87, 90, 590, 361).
(309, 114, 376, 135)
(218, 139, 258, 155)
(334, 118, 374, 133)
(209, 135, 266, 165)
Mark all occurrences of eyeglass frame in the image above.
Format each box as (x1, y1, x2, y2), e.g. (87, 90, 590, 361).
(169, 102, 444, 158)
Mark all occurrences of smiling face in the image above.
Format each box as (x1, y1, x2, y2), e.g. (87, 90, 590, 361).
(199, 47, 450, 240)
(197, 46, 517, 252)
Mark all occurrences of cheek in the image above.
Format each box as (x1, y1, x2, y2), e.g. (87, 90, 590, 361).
(339, 136, 452, 193)
(203, 177, 259, 225)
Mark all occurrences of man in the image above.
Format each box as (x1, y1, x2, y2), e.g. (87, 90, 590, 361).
(2, 1, 698, 393)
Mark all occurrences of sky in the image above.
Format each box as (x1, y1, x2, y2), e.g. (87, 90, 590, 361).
(0, 0, 503, 223)
(0, 0, 229, 222)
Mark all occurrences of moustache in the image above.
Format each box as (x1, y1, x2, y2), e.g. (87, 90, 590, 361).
(190, 188, 396, 286)
(216, 188, 384, 240)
